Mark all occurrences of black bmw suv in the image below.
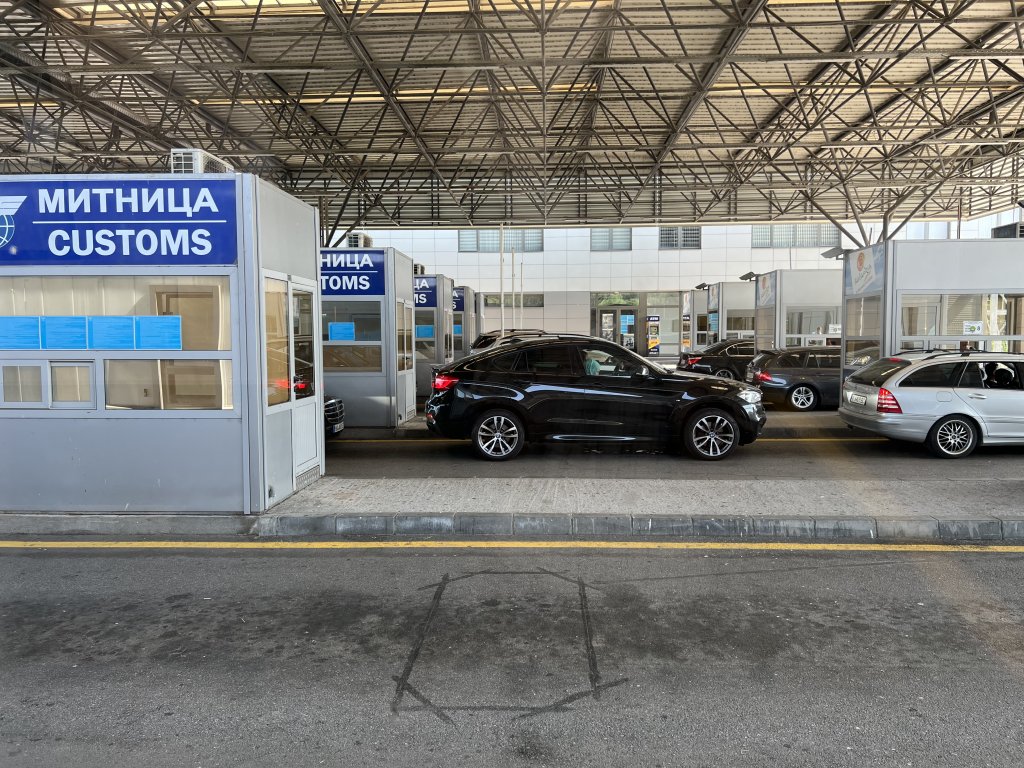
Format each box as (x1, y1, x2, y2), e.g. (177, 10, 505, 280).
(426, 336, 766, 461)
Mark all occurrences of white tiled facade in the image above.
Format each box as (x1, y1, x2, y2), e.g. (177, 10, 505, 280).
(364, 210, 1022, 336)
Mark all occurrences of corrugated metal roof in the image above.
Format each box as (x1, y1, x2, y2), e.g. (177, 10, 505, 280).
(1, 1, 1023, 241)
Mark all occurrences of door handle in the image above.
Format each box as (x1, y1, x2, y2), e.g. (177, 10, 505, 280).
(967, 393, 987, 399)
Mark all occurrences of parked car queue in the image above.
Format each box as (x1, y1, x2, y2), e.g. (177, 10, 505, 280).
(424, 332, 1024, 462)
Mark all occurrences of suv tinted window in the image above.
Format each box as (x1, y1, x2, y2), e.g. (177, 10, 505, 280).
(521, 345, 579, 376)
(848, 358, 911, 386)
(468, 351, 521, 373)
(899, 362, 962, 388)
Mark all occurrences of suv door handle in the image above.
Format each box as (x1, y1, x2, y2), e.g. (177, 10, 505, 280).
(967, 393, 987, 399)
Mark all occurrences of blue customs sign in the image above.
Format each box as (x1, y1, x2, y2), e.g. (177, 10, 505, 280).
(0, 177, 238, 266)
(452, 287, 465, 312)
(414, 276, 437, 307)
(320, 249, 386, 296)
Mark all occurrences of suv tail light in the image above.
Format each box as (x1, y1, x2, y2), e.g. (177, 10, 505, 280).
(432, 373, 459, 392)
(687, 356, 702, 367)
(876, 387, 902, 414)
(753, 370, 772, 383)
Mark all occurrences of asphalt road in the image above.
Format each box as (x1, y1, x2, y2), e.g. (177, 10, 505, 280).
(325, 431, 1024, 481)
(3, 546, 1024, 767)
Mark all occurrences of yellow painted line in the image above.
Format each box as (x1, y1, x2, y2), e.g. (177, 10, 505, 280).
(1, 540, 1023, 553)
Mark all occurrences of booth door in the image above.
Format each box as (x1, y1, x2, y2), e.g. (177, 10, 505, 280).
(263, 274, 323, 509)
(396, 299, 416, 422)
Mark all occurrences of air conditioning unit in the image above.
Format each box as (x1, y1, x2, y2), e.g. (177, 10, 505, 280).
(413, 263, 426, 275)
(346, 232, 373, 248)
(991, 222, 1024, 239)
(169, 148, 234, 174)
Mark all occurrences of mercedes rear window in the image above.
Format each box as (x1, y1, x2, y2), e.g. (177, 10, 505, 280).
(848, 358, 911, 386)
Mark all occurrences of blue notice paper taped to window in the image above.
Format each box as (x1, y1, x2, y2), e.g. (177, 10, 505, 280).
(415, 325, 435, 340)
(88, 316, 135, 350)
(454, 324, 463, 336)
(135, 316, 182, 350)
(41, 316, 88, 349)
(0, 316, 41, 349)
(328, 322, 356, 341)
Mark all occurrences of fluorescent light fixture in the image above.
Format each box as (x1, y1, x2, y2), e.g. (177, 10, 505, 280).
(738, 271, 757, 281)
(694, 282, 709, 290)
(821, 246, 846, 260)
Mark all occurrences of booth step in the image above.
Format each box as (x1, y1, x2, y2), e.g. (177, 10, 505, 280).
(0, 513, 252, 537)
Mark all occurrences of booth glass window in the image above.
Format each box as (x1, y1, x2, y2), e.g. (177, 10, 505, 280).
(323, 300, 382, 342)
(898, 292, 1024, 354)
(454, 312, 465, 352)
(106, 360, 233, 410)
(901, 294, 940, 336)
(324, 345, 383, 373)
(2, 364, 43, 404)
(415, 309, 436, 360)
(396, 301, 413, 372)
(51, 363, 92, 405)
(265, 278, 290, 406)
(292, 290, 316, 398)
(0, 275, 231, 350)
(726, 312, 754, 333)
(323, 299, 383, 374)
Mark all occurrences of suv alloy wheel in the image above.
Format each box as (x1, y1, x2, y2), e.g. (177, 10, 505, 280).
(472, 409, 526, 461)
(684, 408, 739, 460)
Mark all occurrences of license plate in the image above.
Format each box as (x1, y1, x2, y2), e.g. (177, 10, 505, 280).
(332, 422, 344, 433)
(849, 393, 866, 405)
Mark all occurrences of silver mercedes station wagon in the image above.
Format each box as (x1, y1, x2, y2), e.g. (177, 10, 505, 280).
(839, 351, 1024, 458)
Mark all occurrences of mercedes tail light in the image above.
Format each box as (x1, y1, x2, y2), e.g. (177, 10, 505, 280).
(876, 387, 902, 414)
(687, 356, 702, 367)
(754, 370, 772, 383)
(432, 373, 460, 392)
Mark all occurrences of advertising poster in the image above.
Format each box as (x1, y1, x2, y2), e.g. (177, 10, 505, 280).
(756, 273, 777, 308)
(845, 243, 885, 295)
(708, 283, 720, 312)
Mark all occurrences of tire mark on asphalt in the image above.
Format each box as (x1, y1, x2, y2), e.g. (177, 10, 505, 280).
(391, 573, 449, 717)
(578, 576, 601, 699)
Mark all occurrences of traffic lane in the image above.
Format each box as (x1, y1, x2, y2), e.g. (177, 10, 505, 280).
(4, 548, 1024, 767)
(326, 434, 1024, 480)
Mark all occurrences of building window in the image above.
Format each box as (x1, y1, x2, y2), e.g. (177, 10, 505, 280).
(658, 226, 701, 249)
(482, 293, 545, 308)
(591, 227, 632, 251)
(751, 223, 840, 248)
(458, 229, 544, 252)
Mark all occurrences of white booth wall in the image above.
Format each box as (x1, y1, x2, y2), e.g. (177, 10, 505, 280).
(842, 239, 1024, 377)
(755, 269, 843, 351)
(414, 274, 455, 397)
(0, 173, 322, 514)
(707, 281, 755, 344)
(321, 247, 416, 427)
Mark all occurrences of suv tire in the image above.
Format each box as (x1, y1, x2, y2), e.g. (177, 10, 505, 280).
(927, 415, 978, 459)
(713, 368, 735, 380)
(683, 408, 739, 461)
(471, 409, 526, 461)
(788, 385, 819, 412)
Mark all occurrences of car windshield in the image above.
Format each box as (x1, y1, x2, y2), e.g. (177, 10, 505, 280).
(847, 358, 911, 386)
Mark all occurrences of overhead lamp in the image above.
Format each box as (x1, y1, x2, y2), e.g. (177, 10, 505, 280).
(821, 246, 846, 260)
(738, 271, 758, 281)
(694, 282, 709, 290)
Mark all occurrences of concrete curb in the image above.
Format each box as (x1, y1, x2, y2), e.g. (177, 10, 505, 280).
(331, 425, 858, 442)
(254, 513, 1024, 544)
(0, 513, 253, 537)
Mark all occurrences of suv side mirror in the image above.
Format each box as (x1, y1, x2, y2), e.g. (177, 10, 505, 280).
(632, 365, 650, 380)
